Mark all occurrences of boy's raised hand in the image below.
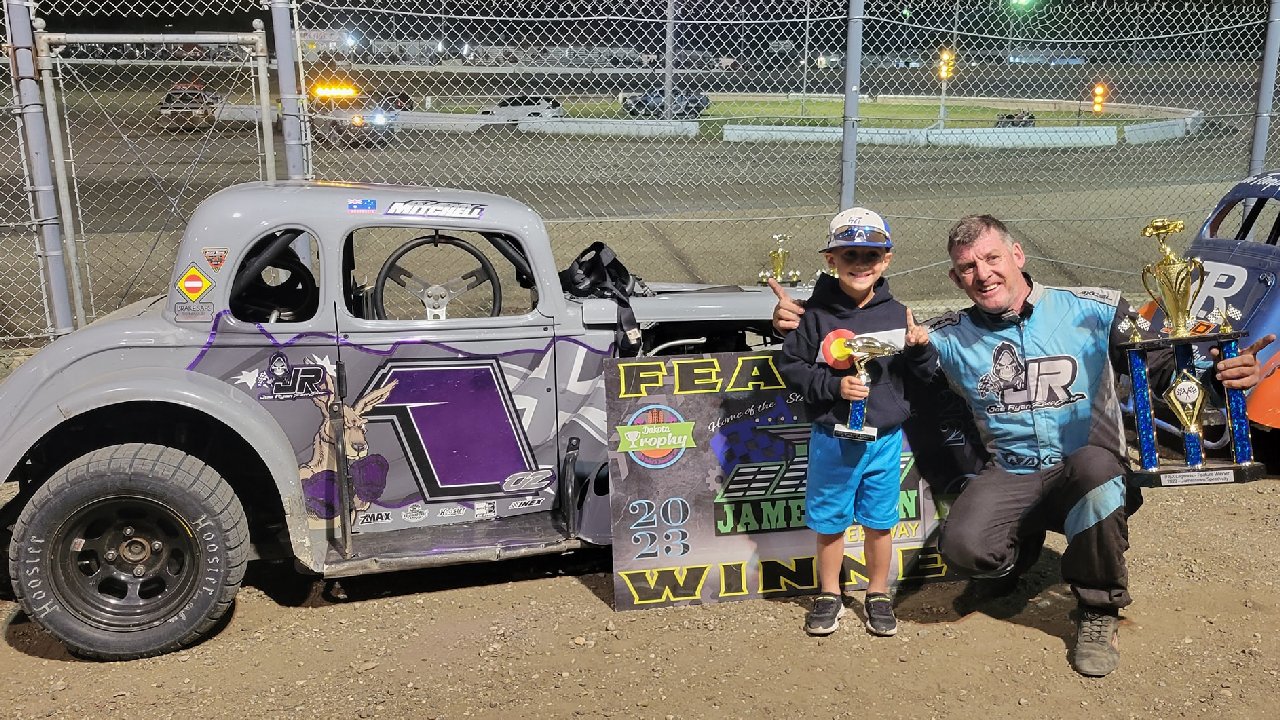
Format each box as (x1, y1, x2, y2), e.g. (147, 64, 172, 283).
(768, 278, 805, 334)
(905, 309, 930, 347)
(840, 375, 869, 401)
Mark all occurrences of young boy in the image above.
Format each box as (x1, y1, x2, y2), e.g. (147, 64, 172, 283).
(778, 207, 934, 637)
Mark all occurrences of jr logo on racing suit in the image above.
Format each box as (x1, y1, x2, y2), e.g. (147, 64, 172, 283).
(977, 341, 1085, 414)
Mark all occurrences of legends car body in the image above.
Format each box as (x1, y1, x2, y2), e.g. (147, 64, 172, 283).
(621, 89, 711, 119)
(0, 181, 777, 660)
(479, 95, 565, 121)
(156, 82, 224, 130)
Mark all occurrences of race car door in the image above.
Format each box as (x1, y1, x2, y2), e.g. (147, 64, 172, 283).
(327, 224, 562, 537)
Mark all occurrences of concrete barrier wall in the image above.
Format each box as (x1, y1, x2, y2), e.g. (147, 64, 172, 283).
(1123, 118, 1187, 144)
(927, 125, 1118, 147)
(723, 125, 929, 145)
(517, 118, 699, 138)
(723, 123, 1117, 148)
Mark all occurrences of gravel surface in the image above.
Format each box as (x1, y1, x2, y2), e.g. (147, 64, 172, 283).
(1, 476, 1277, 719)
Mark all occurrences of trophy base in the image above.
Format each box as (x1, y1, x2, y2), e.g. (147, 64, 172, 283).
(834, 423, 877, 442)
(1129, 461, 1267, 488)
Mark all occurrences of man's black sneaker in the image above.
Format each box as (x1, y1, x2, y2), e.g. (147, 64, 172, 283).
(804, 593, 846, 636)
(1069, 605, 1120, 677)
(864, 592, 898, 637)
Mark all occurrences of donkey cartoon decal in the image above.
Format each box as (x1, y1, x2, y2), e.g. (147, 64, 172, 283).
(299, 374, 399, 521)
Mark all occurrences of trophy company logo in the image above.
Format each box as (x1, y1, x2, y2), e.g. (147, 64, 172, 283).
(977, 341, 1084, 414)
(617, 405, 696, 469)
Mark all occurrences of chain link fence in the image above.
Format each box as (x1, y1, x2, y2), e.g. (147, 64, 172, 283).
(294, 1, 855, 290)
(2, 0, 1276, 353)
(290, 0, 1273, 307)
(46, 34, 273, 317)
(858, 0, 1269, 305)
(2, 5, 56, 353)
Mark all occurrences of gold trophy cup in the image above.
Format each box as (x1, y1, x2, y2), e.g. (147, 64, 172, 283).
(1139, 219, 1204, 338)
(1121, 218, 1263, 486)
(825, 335, 901, 441)
(758, 233, 803, 286)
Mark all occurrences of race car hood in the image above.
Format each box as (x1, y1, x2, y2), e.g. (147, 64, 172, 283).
(577, 282, 814, 325)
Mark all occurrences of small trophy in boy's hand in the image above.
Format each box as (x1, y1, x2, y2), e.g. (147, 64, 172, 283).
(822, 329, 900, 441)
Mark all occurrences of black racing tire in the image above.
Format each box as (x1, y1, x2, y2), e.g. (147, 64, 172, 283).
(8, 443, 249, 660)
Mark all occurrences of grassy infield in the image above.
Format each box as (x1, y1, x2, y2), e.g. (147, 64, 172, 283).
(478, 97, 1115, 131)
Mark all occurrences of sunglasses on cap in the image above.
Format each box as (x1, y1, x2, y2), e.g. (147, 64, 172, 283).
(830, 224, 890, 246)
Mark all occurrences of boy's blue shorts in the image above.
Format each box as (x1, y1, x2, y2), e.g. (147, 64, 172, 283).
(805, 424, 903, 534)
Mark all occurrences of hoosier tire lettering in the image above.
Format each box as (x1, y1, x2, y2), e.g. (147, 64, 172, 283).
(6, 443, 248, 661)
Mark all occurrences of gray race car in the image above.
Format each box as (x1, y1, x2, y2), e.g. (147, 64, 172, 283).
(0, 180, 778, 660)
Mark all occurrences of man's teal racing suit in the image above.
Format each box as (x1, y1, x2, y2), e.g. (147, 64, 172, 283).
(926, 278, 1175, 610)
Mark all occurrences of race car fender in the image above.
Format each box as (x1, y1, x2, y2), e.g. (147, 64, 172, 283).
(1247, 351, 1280, 430)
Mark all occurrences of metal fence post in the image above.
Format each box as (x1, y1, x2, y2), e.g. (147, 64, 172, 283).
(270, 0, 309, 179)
(663, 0, 675, 121)
(32, 19, 86, 327)
(1249, 0, 1280, 177)
(839, 0, 865, 211)
(7, 0, 74, 335)
(251, 19, 277, 181)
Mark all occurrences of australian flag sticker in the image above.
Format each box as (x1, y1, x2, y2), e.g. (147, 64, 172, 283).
(347, 198, 377, 214)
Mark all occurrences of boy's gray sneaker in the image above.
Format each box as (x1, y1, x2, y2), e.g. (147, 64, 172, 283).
(864, 592, 898, 637)
(1069, 606, 1120, 677)
(805, 593, 846, 635)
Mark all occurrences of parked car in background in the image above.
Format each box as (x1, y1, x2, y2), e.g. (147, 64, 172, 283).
(621, 89, 710, 119)
(478, 95, 565, 121)
(155, 81, 224, 131)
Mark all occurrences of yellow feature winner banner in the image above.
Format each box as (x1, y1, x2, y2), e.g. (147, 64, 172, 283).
(605, 349, 980, 611)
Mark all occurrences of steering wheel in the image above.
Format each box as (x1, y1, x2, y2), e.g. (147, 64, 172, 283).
(372, 234, 502, 320)
(230, 231, 320, 323)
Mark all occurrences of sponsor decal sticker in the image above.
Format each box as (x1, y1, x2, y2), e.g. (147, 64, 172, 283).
(617, 404, 696, 469)
(201, 247, 229, 272)
(174, 301, 215, 322)
(232, 352, 332, 401)
(347, 198, 377, 214)
(401, 504, 428, 522)
(385, 200, 486, 219)
(176, 264, 214, 302)
(475, 500, 497, 520)
(437, 506, 465, 518)
(508, 497, 545, 510)
(356, 511, 393, 526)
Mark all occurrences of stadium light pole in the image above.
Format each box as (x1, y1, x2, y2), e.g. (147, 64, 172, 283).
(1008, 0, 1033, 62)
(936, 2, 959, 129)
(800, 0, 812, 117)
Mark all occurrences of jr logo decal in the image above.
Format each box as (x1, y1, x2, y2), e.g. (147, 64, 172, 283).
(977, 341, 1085, 414)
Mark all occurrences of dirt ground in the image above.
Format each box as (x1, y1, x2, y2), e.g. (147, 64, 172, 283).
(0, 475, 1275, 720)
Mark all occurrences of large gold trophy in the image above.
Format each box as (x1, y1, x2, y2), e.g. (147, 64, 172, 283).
(1119, 219, 1262, 486)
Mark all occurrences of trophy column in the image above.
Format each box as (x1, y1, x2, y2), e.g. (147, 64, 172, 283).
(1124, 342, 1159, 472)
(1215, 334, 1255, 465)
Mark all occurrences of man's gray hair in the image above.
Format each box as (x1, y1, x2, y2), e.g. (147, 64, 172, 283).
(947, 214, 1014, 254)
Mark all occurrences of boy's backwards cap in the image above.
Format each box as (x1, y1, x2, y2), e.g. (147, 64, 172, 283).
(824, 207, 892, 251)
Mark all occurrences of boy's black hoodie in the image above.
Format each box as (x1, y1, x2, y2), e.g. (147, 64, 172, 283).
(778, 273, 937, 431)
